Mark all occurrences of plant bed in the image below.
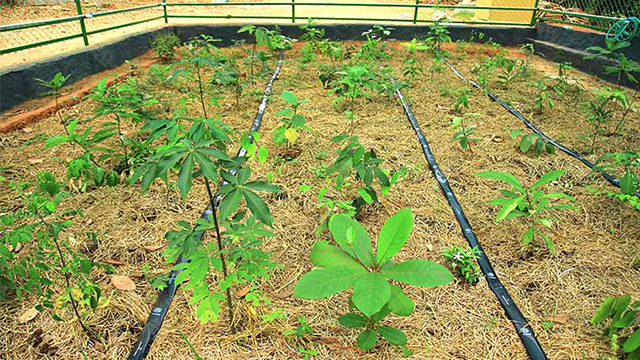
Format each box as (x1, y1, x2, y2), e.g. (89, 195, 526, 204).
(1, 25, 639, 360)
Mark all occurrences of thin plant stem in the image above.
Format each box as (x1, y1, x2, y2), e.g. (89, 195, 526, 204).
(34, 209, 94, 339)
(203, 177, 235, 333)
(196, 62, 208, 119)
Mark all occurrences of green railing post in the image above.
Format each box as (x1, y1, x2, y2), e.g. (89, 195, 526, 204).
(413, 0, 419, 24)
(74, 0, 89, 46)
(162, 0, 168, 23)
(291, 0, 295, 23)
(530, 0, 540, 26)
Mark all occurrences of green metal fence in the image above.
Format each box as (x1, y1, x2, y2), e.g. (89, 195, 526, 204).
(0, 0, 636, 57)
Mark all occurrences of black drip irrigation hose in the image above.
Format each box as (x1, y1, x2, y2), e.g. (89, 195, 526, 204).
(444, 61, 640, 200)
(126, 51, 284, 360)
(392, 79, 548, 360)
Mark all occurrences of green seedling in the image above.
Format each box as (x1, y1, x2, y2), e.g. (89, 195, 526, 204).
(509, 129, 555, 156)
(476, 169, 577, 253)
(294, 208, 453, 354)
(273, 91, 310, 147)
(442, 245, 482, 284)
(592, 294, 640, 359)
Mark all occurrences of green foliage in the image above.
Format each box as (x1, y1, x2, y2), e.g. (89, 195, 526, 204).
(294, 208, 453, 353)
(0, 173, 109, 336)
(496, 59, 522, 88)
(580, 88, 629, 153)
(299, 18, 325, 51)
(594, 150, 639, 196)
(509, 129, 555, 156)
(284, 315, 314, 338)
(585, 39, 640, 85)
(476, 169, 577, 253)
(452, 88, 471, 113)
(532, 79, 561, 114)
(272, 91, 310, 147)
(359, 25, 394, 60)
(42, 73, 158, 191)
(327, 134, 395, 205)
(150, 32, 180, 63)
(328, 64, 377, 110)
(442, 245, 481, 285)
(425, 22, 451, 55)
(401, 38, 428, 84)
(592, 294, 640, 359)
(450, 115, 479, 152)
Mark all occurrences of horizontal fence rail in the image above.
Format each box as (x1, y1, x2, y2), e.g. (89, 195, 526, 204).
(0, 1, 634, 57)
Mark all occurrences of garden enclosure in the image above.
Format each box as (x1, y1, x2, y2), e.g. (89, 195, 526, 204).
(0, 0, 638, 58)
(0, 1, 640, 360)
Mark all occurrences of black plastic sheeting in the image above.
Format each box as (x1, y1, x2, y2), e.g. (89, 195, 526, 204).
(392, 79, 548, 360)
(444, 61, 640, 200)
(127, 51, 284, 360)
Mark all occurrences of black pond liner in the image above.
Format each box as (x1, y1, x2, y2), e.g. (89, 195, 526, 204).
(444, 61, 640, 200)
(392, 79, 547, 360)
(126, 51, 284, 360)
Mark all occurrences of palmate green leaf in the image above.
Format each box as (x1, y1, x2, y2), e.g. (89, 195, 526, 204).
(352, 273, 391, 317)
(177, 153, 195, 198)
(623, 328, 640, 353)
(496, 196, 524, 222)
(338, 313, 366, 328)
(381, 259, 453, 287)
(309, 241, 366, 272)
(476, 171, 524, 191)
(294, 267, 363, 299)
(328, 214, 374, 267)
(377, 326, 407, 345)
(376, 208, 413, 265)
(357, 329, 377, 350)
(242, 189, 273, 226)
(388, 284, 414, 316)
(532, 169, 565, 189)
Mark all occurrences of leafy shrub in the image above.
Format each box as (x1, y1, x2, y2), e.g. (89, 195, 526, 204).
(476, 169, 577, 253)
(592, 294, 640, 359)
(150, 32, 180, 63)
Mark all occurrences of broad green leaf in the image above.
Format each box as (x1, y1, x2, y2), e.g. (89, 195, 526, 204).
(257, 146, 268, 165)
(309, 241, 366, 272)
(376, 208, 413, 265)
(284, 128, 298, 144)
(496, 196, 524, 222)
(242, 189, 273, 226)
(377, 326, 407, 345)
(623, 328, 640, 353)
(352, 273, 391, 317)
(357, 330, 377, 350)
(244, 181, 280, 193)
(194, 152, 217, 182)
(476, 171, 524, 191)
(281, 90, 297, 105)
(328, 214, 374, 267)
(621, 169, 638, 195)
(532, 169, 565, 189)
(294, 267, 363, 299)
(381, 259, 453, 287)
(291, 114, 306, 127)
(388, 285, 414, 316)
(338, 313, 366, 328)
(519, 135, 533, 152)
(177, 154, 194, 198)
(219, 189, 242, 221)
